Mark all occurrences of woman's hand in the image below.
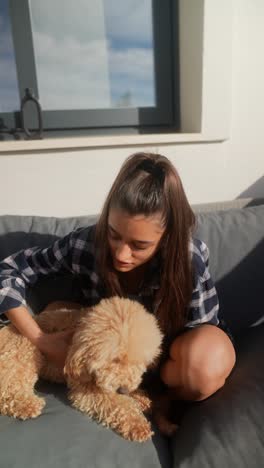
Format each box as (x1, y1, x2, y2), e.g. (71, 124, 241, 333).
(36, 329, 75, 370)
(5, 307, 75, 370)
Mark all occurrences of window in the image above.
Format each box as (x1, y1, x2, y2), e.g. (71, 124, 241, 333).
(0, 0, 179, 136)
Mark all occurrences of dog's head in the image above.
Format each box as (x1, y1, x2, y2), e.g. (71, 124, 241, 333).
(64, 297, 163, 394)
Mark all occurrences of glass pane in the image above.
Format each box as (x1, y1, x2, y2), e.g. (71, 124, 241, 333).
(29, 0, 156, 110)
(0, 0, 20, 112)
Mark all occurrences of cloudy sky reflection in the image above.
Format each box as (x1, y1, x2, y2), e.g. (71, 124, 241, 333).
(0, 0, 156, 112)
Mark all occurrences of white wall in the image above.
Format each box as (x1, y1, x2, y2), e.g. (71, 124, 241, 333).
(1, 0, 264, 217)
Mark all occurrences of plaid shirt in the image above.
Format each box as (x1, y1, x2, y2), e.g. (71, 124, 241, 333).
(0, 225, 219, 329)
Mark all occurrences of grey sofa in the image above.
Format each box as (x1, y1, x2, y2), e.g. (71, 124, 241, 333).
(0, 199, 263, 468)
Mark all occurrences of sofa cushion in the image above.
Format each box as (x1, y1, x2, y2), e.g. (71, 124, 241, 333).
(195, 204, 264, 337)
(0, 207, 264, 467)
(170, 323, 264, 468)
(0, 379, 171, 468)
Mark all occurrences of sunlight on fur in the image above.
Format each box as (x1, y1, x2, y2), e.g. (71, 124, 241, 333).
(0, 297, 165, 442)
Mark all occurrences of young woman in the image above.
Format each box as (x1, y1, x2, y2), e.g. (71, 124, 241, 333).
(0, 152, 236, 402)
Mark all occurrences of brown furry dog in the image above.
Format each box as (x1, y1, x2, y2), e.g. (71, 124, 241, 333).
(0, 297, 164, 442)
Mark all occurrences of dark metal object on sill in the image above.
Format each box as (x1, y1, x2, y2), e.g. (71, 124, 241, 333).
(0, 88, 43, 141)
(21, 88, 43, 140)
(0, 119, 21, 141)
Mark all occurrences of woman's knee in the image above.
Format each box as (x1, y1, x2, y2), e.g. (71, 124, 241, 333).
(160, 324, 236, 400)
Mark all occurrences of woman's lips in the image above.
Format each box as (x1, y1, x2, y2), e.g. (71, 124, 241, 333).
(115, 260, 132, 266)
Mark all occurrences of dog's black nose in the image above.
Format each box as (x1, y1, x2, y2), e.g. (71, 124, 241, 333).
(117, 386, 129, 395)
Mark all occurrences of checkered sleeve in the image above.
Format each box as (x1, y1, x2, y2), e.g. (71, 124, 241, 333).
(0, 227, 91, 316)
(185, 238, 219, 328)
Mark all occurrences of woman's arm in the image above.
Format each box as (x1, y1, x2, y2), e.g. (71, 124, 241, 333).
(0, 227, 91, 367)
(186, 238, 219, 328)
(0, 227, 90, 319)
(5, 306, 44, 344)
(5, 306, 73, 369)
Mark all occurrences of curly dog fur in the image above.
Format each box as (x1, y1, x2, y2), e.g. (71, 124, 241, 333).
(0, 297, 164, 442)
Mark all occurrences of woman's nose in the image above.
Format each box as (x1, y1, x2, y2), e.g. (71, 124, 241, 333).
(115, 243, 131, 261)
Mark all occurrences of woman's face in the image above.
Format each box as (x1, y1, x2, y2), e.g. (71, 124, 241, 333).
(108, 208, 165, 272)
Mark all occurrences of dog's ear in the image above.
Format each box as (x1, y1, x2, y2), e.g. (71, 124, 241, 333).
(146, 352, 162, 371)
(63, 314, 106, 381)
(63, 341, 88, 381)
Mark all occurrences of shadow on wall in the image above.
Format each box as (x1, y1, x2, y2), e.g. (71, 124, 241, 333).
(237, 175, 264, 200)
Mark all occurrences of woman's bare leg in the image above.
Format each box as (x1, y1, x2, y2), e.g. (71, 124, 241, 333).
(160, 324, 236, 401)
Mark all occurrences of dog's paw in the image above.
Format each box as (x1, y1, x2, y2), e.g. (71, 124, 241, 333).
(131, 391, 152, 414)
(6, 395, 46, 420)
(121, 414, 154, 442)
(159, 420, 179, 437)
(154, 413, 179, 437)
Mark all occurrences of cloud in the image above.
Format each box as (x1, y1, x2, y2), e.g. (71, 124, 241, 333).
(109, 48, 154, 82)
(33, 30, 154, 109)
(108, 47, 155, 106)
(31, 0, 109, 43)
(33, 32, 111, 109)
(104, 0, 153, 46)
(30, 0, 153, 46)
(0, 1, 155, 113)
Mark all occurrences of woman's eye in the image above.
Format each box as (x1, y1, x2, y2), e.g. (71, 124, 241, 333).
(108, 230, 148, 251)
(132, 245, 148, 251)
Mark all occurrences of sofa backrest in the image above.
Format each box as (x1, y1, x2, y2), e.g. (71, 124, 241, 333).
(0, 215, 98, 316)
(0, 199, 263, 336)
(195, 202, 264, 336)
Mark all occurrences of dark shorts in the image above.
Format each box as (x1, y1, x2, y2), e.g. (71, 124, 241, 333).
(163, 317, 235, 354)
(217, 317, 235, 347)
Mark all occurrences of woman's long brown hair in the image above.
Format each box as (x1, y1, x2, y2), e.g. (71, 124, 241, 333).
(95, 152, 196, 337)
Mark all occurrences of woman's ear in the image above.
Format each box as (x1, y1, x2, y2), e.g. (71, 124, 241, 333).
(159, 231, 169, 253)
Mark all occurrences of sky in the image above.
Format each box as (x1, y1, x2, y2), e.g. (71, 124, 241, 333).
(0, 0, 20, 112)
(0, 0, 156, 113)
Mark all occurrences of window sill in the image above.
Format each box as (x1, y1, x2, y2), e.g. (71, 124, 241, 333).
(0, 132, 227, 153)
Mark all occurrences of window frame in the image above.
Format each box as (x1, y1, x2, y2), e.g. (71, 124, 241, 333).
(0, 0, 179, 133)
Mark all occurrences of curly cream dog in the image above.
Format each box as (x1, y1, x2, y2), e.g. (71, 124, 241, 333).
(0, 297, 163, 442)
